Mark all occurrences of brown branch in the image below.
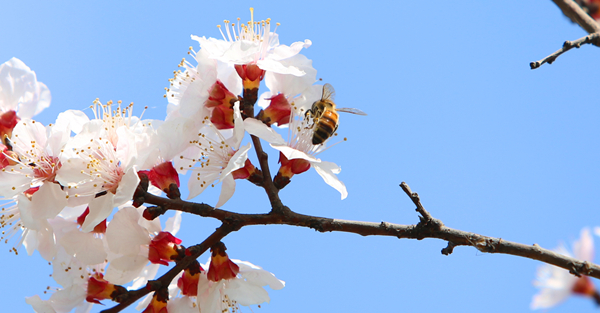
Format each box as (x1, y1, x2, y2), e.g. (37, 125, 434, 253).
(100, 225, 233, 313)
(113, 182, 600, 312)
(250, 134, 287, 214)
(240, 88, 287, 214)
(137, 183, 600, 281)
(399, 182, 434, 222)
(531, 0, 600, 69)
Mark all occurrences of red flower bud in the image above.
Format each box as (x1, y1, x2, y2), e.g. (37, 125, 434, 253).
(177, 260, 203, 296)
(0, 143, 18, 170)
(86, 273, 125, 304)
(207, 242, 239, 282)
(572, 275, 596, 296)
(235, 63, 265, 90)
(205, 81, 237, 130)
(0, 110, 19, 140)
(261, 94, 291, 126)
(148, 231, 182, 266)
(142, 288, 169, 313)
(139, 162, 180, 192)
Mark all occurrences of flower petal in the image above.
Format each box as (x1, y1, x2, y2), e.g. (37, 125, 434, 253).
(271, 144, 319, 163)
(106, 207, 150, 255)
(225, 279, 270, 306)
(244, 118, 286, 144)
(104, 255, 149, 285)
(215, 174, 236, 208)
(573, 227, 594, 262)
(220, 143, 251, 182)
(312, 161, 347, 200)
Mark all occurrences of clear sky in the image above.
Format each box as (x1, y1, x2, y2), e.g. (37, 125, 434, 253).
(1, 1, 599, 312)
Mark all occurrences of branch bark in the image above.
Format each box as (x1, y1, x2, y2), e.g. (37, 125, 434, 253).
(139, 182, 600, 279)
(530, 0, 600, 69)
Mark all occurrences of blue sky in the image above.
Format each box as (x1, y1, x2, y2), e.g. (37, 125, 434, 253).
(1, 1, 600, 312)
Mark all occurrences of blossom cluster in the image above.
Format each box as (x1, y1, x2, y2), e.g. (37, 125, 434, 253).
(0, 8, 354, 313)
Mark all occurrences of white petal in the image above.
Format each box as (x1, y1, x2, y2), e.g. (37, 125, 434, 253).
(215, 174, 236, 208)
(264, 54, 317, 98)
(187, 171, 220, 200)
(53, 110, 89, 135)
(58, 229, 107, 265)
(0, 58, 50, 118)
(115, 126, 138, 168)
(271, 144, 319, 163)
(104, 255, 149, 285)
(220, 143, 251, 181)
(158, 117, 203, 161)
(167, 297, 197, 313)
(20, 183, 68, 230)
(257, 59, 304, 76)
(225, 279, 270, 306)
(37, 229, 57, 261)
(235, 260, 285, 290)
(51, 248, 87, 288)
(230, 102, 245, 148)
(312, 161, 348, 200)
(164, 211, 182, 235)
(0, 166, 34, 197)
(244, 118, 286, 144)
(131, 263, 160, 290)
(81, 193, 115, 232)
(199, 279, 226, 313)
(25, 295, 57, 313)
(573, 227, 594, 262)
(48, 284, 87, 313)
(113, 168, 140, 207)
(106, 207, 149, 255)
(55, 157, 94, 186)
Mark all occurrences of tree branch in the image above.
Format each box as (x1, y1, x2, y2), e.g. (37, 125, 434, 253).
(138, 182, 600, 281)
(100, 225, 233, 313)
(553, 0, 600, 33)
(530, 32, 600, 69)
(530, 0, 600, 69)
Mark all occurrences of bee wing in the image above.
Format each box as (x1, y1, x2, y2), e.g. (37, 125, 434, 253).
(322, 83, 336, 101)
(337, 107, 368, 116)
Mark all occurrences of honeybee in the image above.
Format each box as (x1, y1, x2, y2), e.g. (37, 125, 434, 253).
(305, 83, 367, 145)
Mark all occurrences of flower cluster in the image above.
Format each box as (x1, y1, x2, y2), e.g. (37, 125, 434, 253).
(1, 7, 359, 313)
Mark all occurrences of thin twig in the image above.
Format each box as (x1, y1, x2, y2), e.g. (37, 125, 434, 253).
(399, 182, 433, 222)
(531, 0, 600, 69)
(530, 32, 600, 69)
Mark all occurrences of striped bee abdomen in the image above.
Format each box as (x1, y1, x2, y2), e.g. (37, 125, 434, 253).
(312, 109, 339, 145)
